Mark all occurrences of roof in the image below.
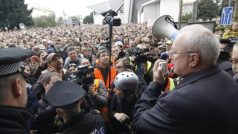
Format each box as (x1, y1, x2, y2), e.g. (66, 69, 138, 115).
(87, 0, 124, 13)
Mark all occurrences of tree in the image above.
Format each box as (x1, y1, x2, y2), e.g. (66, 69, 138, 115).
(83, 12, 94, 24)
(56, 16, 64, 25)
(181, 13, 193, 22)
(0, 0, 33, 29)
(198, 0, 219, 21)
(33, 13, 57, 28)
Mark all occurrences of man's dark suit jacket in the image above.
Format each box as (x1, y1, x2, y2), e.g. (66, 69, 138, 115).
(134, 65, 238, 134)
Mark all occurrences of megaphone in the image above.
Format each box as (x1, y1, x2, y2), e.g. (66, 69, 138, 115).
(152, 15, 179, 41)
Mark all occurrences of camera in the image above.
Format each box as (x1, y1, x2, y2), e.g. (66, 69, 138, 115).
(68, 65, 94, 91)
(76, 65, 94, 76)
(101, 10, 121, 26)
(159, 61, 168, 76)
(128, 47, 150, 64)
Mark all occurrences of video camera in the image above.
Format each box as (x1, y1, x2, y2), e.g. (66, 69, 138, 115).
(101, 10, 121, 26)
(68, 65, 94, 91)
(219, 38, 237, 61)
(128, 47, 150, 64)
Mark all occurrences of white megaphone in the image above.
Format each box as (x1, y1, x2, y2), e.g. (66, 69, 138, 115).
(152, 15, 179, 41)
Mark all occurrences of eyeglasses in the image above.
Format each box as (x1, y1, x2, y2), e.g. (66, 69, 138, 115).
(230, 58, 238, 64)
(168, 50, 197, 55)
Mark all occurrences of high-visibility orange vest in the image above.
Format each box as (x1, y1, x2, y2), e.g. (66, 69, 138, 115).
(94, 79, 109, 122)
(94, 67, 117, 89)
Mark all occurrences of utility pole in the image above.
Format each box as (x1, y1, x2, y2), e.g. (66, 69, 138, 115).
(179, 0, 183, 29)
(234, 0, 238, 22)
(192, 0, 198, 22)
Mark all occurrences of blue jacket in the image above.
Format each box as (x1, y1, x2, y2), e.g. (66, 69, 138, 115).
(134, 65, 238, 134)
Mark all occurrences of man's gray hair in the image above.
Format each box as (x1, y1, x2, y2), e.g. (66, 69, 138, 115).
(177, 24, 220, 65)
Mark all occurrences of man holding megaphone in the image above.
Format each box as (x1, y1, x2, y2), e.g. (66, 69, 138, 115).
(134, 23, 238, 134)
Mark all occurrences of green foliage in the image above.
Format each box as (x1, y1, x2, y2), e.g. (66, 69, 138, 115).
(181, 13, 193, 22)
(198, 0, 219, 21)
(56, 17, 64, 25)
(0, 0, 33, 29)
(83, 12, 94, 24)
(33, 13, 57, 28)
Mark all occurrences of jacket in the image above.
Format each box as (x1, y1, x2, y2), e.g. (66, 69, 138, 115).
(134, 65, 238, 134)
(94, 67, 116, 89)
(0, 106, 32, 134)
(58, 111, 105, 134)
(110, 94, 137, 134)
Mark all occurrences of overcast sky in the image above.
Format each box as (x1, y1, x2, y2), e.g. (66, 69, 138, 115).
(25, 0, 195, 17)
(25, 0, 106, 17)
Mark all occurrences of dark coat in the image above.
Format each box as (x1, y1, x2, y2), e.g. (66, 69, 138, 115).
(0, 106, 32, 134)
(31, 98, 58, 134)
(109, 94, 138, 134)
(234, 76, 238, 83)
(134, 65, 238, 134)
(58, 111, 105, 134)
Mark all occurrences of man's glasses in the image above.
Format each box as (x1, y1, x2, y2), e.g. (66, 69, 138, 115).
(230, 58, 238, 64)
(168, 50, 197, 55)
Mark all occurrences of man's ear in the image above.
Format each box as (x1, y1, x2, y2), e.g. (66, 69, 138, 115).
(189, 53, 199, 67)
(56, 108, 63, 119)
(11, 78, 23, 97)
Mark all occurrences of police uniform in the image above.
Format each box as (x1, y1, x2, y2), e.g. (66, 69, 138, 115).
(45, 81, 106, 134)
(0, 48, 34, 134)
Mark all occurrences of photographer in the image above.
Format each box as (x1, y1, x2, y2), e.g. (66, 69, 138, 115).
(218, 39, 233, 76)
(68, 58, 108, 120)
(132, 43, 153, 85)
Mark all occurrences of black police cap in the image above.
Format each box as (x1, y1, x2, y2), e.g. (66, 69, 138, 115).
(45, 81, 86, 108)
(0, 48, 34, 78)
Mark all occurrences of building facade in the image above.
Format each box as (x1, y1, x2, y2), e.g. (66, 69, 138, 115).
(88, 0, 180, 24)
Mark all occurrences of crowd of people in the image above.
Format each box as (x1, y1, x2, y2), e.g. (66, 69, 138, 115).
(0, 21, 238, 134)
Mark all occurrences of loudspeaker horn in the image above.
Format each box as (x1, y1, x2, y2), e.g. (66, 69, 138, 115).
(152, 15, 178, 40)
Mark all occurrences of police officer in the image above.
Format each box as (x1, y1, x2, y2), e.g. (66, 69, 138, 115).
(44, 81, 106, 134)
(0, 48, 34, 133)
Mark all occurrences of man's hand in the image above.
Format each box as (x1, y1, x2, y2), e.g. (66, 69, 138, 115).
(153, 59, 167, 84)
(48, 66, 56, 72)
(88, 84, 97, 97)
(114, 113, 130, 123)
